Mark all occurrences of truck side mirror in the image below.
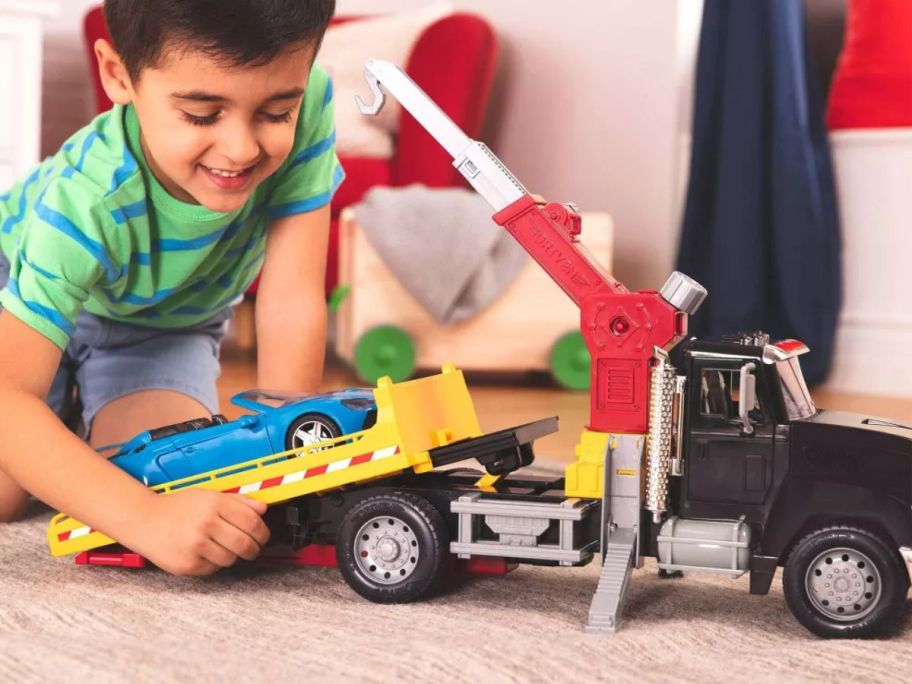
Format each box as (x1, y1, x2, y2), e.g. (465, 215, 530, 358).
(738, 363, 757, 435)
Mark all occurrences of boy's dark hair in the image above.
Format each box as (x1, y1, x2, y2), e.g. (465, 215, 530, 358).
(104, 0, 336, 81)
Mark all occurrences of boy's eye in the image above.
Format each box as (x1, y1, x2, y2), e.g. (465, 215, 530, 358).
(179, 110, 293, 126)
(262, 111, 293, 124)
(182, 111, 220, 127)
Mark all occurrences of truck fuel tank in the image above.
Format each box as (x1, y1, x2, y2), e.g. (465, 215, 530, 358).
(657, 517, 752, 576)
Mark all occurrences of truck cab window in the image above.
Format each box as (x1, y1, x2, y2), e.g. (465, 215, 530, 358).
(701, 370, 732, 416)
(700, 368, 764, 425)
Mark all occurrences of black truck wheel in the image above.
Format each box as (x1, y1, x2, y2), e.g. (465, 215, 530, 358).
(336, 492, 448, 603)
(783, 525, 909, 638)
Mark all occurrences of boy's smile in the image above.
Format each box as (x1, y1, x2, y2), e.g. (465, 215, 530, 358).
(125, 44, 314, 213)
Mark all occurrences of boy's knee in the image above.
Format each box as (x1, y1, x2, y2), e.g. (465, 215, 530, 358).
(0, 475, 30, 523)
(0, 498, 28, 523)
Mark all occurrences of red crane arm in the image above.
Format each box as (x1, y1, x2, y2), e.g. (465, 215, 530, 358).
(357, 59, 705, 434)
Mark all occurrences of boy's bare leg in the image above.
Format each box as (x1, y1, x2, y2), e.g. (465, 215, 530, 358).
(0, 470, 29, 522)
(0, 390, 210, 522)
(90, 390, 211, 448)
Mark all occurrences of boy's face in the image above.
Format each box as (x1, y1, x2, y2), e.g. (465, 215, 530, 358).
(127, 43, 314, 213)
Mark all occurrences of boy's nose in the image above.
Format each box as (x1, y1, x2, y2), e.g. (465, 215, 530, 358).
(217, 126, 261, 167)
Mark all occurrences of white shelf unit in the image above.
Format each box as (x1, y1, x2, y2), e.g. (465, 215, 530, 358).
(0, 2, 57, 191)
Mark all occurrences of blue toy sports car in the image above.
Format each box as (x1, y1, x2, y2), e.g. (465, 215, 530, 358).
(107, 388, 376, 487)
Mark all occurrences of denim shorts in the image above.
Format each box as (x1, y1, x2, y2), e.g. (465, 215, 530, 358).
(0, 253, 230, 435)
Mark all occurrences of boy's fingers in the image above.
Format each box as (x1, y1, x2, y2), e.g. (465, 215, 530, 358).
(191, 559, 220, 576)
(234, 494, 267, 515)
(169, 555, 219, 576)
(202, 538, 239, 569)
(222, 497, 271, 547)
(211, 519, 262, 562)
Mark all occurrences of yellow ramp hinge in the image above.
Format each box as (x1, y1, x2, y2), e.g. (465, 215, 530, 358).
(565, 430, 611, 499)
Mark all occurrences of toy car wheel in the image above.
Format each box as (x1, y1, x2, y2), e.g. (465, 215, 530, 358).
(284, 413, 341, 451)
(354, 325, 416, 383)
(549, 331, 590, 390)
(783, 525, 909, 638)
(336, 492, 448, 603)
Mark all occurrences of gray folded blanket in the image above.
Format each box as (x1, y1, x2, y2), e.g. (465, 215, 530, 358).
(352, 185, 528, 325)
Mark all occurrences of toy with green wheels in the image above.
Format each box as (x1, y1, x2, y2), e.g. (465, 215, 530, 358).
(332, 208, 612, 391)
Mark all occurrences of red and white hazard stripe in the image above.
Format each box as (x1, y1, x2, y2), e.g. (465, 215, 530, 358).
(223, 444, 400, 495)
(58, 526, 95, 542)
(56, 445, 401, 543)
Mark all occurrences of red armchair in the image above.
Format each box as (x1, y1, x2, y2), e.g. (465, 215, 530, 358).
(83, 7, 498, 297)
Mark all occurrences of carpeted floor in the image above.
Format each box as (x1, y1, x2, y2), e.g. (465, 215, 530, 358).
(2, 503, 911, 683)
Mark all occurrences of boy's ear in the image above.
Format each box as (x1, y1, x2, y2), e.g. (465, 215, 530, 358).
(94, 38, 133, 105)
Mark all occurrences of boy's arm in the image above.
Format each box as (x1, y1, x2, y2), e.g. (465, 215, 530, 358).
(0, 311, 271, 574)
(255, 204, 331, 393)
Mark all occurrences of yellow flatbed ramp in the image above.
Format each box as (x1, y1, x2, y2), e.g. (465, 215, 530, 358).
(48, 365, 482, 557)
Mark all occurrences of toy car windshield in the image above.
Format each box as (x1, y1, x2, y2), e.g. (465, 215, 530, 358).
(233, 390, 312, 408)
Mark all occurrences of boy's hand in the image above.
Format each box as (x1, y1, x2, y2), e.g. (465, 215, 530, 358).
(132, 489, 271, 576)
(0, 312, 270, 575)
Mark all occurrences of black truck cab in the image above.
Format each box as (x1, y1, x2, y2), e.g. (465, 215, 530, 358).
(669, 333, 912, 636)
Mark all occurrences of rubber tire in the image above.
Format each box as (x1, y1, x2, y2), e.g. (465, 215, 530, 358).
(284, 413, 341, 450)
(353, 325, 416, 384)
(336, 492, 448, 603)
(783, 525, 909, 638)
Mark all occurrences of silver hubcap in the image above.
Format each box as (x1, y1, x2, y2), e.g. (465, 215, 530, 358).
(805, 546, 882, 621)
(354, 515, 419, 585)
(291, 420, 334, 448)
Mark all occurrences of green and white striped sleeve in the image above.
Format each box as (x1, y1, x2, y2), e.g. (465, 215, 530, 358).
(0, 180, 113, 348)
(266, 64, 345, 220)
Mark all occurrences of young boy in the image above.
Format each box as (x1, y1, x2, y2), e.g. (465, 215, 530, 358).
(0, 0, 342, 575)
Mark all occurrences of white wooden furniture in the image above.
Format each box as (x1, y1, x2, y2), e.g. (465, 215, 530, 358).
(824, 128, 912, 398)
(0, 2, 57, 191)
(335, 207, 613, 385)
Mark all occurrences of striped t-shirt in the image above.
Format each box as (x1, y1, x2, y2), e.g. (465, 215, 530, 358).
(0, 63, 343, 350)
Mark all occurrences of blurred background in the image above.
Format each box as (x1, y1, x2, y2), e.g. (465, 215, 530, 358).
(31, 0, 704, 291)
(2, 0, 910, 458)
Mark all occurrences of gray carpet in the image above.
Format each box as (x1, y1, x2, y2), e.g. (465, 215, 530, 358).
(2, 504, 911, 683)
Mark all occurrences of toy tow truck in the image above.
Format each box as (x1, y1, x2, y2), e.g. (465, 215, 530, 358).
(48, 60, 912, 639)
